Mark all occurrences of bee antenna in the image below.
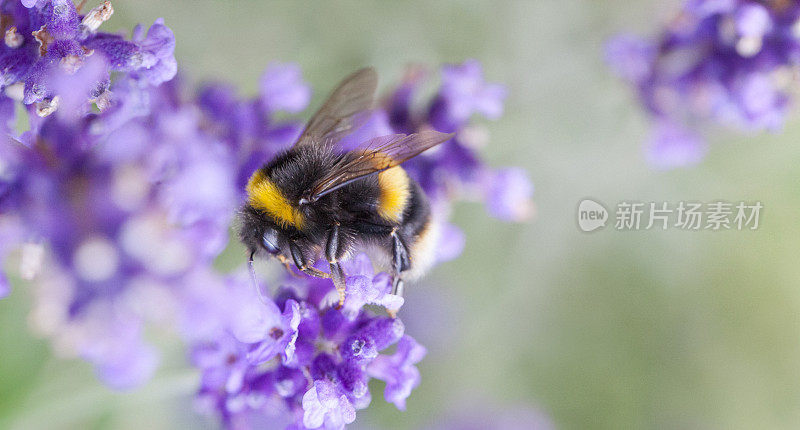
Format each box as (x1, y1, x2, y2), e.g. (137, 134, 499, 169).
(248, 251, 271, 305)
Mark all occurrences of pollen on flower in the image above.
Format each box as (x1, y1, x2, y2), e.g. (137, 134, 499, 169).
(80, 1, 114, 33)
(91, 90, 112, 111)
(4, 27, 22, 48)
(35, 96, 60, 117)
(32, 25, 53, 57)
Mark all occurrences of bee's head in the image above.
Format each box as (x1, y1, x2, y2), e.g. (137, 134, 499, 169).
(238, 204, 285, 257)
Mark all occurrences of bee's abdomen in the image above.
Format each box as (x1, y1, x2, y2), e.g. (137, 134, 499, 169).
(376, 166, 411, 223)
(400, 178, 438, 280)
(399, 178, 431, 237)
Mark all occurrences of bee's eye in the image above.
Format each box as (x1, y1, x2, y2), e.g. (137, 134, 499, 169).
(262, 229, 280, 254)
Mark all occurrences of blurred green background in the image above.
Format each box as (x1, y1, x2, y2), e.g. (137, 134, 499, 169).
(4, 0, 800, 429)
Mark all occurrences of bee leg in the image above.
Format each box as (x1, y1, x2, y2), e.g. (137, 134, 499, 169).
(386, 277, 404, 319)
(392, 277, 405, 297)
(290, 240, 330, 279)
(301, 266, 331, 279)
(326, 223, 348, 309)
(330, 262, 346, 309)
(390, 229, 411, 296)
(383, 230, 411, 318)
(277, 254, 304, 278)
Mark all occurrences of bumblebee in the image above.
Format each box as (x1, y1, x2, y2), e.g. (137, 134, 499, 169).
(239, 67, 453, 309)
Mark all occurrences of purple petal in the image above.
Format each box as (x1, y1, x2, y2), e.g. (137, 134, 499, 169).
(21, 0, 44, 7)
(485, 168, 534, 222)
(280, 299, 302, 362)
(360, 317, 404, 351)
(367, 335, 426, 410)
(604, 34, 655, 83)
(646, 120, 707, 169)
(435, 223, 466, 262)
(80, 318, 159, 390)
(735, 4, 771, 38)
(0, 45, 38, 88)
(431, 59, 507, 131)
(228, 281, 283, 344)
(260, 62, 311, 114)
(47, 0, 80, 39)
(302, 379, 356, 429)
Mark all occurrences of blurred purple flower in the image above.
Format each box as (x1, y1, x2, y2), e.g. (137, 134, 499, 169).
(261, 62, 311, 114)
(646, 120, 707, 169)
(429, 59, 507, 133)
(485, 168, 534, 222)
(80, 312, 159, 390)
(607, 0, 800, 168)
(0, 218, 21, 298)
(604, 34, 655, 83)
(434, 223, 465, 263)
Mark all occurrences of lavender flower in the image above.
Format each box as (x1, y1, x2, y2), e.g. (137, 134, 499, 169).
(191, 269, 416, 430)
(607, 0, 800, 168)
(0, 0, 176, 113)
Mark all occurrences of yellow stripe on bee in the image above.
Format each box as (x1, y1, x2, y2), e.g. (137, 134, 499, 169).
(246, 170, 305, 229)
(377, 166, 410, 222)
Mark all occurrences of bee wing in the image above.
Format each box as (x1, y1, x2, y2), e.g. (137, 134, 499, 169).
(295, 67, 378, 147)
(307, 130, 454, 201)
